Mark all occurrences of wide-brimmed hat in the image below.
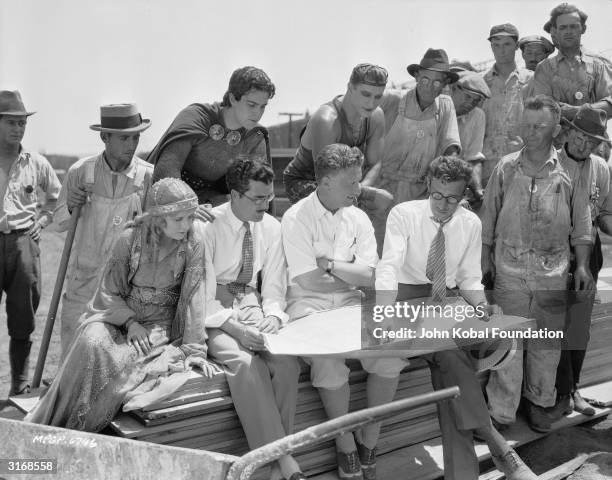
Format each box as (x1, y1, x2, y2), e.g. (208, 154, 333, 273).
(407, 48, 459, 83)
(562, 104, 611, 145)
(455, 71, 491, 99)
(468, 337, 517, 373)
(0, 90, 35, 116)
(518, 35, 555, 55)
(90, 103, 151, 133)
(488, 23, 519, 41)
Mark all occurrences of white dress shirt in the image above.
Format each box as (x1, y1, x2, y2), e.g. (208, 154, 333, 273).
(376, 199, 483, 292)
(202, 202, 288, 323)
(282, 191, 378, 319)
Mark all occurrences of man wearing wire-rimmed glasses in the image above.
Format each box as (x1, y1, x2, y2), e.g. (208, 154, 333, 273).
(481, 94, 593, 434)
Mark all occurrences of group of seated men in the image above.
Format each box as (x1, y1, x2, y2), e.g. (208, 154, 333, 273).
(1, 2, 610, 480)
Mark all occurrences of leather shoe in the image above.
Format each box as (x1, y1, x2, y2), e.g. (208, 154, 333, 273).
(491, 448, 538, 480)
(356, 442, 376, 480)
(527, 402, 552, 433)
(337, 450, 363, 479)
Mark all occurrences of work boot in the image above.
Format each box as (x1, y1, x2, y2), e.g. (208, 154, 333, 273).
(546, 394, 573, 422)
(336, 450, 363, 479)
(526, 402, 552, 433)
(9, 338, 32, 396)
(356, 441, 376, 480)
(491, 448, 538, 480)
(573, 390, 596, 416)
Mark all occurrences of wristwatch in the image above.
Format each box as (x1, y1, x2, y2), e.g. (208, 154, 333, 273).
(325, 259, 334, 275)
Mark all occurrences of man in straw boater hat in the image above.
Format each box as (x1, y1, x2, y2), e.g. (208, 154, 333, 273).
(481, 23, 532, 190)
(0, 90, 61, 395)
(148, 66, 275, 214)
(55, 103, 153, 357)
(283, 63, 393, 253)
(376, 155, 537, 480)
(548, 105, 612, 419)
(534, 3, 612, 146)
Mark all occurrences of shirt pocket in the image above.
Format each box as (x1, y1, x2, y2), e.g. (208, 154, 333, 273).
(333, 232, 357, 263)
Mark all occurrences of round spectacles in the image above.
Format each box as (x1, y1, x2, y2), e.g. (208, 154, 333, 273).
(430, 191, 462, 204)
(418, 77, 444, 89)
(241, 192, 275, 205)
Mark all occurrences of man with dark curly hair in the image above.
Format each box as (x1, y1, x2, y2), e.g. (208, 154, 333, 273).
(148, 66, 275, 213)
(376, 156, 536, 480)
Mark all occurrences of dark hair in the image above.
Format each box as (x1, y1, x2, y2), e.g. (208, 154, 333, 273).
(314, 144, 364, 181)
(524, 94, 561, 124)
(226, 155, 274, 194)
(349, 63, 388, 87)
(221, 66, 276, 107)
(547, 3, 588, 31)
(427, 156, 473, 183)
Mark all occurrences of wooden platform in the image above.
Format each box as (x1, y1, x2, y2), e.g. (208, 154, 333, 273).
(10, 302, 612, 480)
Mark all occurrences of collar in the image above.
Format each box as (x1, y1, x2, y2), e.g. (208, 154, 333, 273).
(426, 199, 458, 225)
(15, 145, 31, 164)
(225, 201, 251, 233)
(518, 146, 558, 170)
(407, 88, 439, 114)
(488, 63, 520, 79)
(310, 190, 342, 220)
(556, 46, 585, 63)
(101, 152, 137, 179)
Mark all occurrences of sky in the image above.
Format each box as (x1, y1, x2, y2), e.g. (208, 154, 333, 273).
(1, 0, 611, 155)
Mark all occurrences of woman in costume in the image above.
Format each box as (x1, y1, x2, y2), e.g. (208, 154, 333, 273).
(26, 178, 224, 431)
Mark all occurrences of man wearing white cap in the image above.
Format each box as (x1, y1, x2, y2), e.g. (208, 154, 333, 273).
(519, 35, 555, 100)
(55, 103, 153, 356)
(0, 90, 61, 395)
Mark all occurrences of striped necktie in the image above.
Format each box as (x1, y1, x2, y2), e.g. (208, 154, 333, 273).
(426, 217, 450, 303)
(228, 222, 253, 297)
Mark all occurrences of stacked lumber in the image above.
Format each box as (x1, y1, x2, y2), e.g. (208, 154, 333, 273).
(111, 359, 439, 477)
(110, 301, 612, 478)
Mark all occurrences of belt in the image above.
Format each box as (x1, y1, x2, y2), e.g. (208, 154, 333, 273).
(0, 228, 30, 235)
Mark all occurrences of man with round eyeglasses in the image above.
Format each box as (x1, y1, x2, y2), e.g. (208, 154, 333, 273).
(378, 49, 461, 206)
(202, 155, 306, 480)
(377, 155, 537, 480)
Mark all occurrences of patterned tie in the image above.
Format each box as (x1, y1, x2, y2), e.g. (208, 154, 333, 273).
(426, 217, 449, 303)
(228, 222, 253, 297)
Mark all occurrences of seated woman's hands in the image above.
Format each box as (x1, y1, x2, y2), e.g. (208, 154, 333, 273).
(127, 322, 153, 355)
(256, 315, 282, 334)
(184, 355, 222, 378)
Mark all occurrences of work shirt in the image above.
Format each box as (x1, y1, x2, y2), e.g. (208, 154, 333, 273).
(481, 147, 592, 279)
(376, 199, 482, 292)
(282, 191, 378, 318)
(202, 202, 288, 324)
(533, 48, 612, 108)
(481, 65, 532, 181)
(0, 147, 60, 232)
(458, 107, 486, 162)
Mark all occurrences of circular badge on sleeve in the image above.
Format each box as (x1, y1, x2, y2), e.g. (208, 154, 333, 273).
(226, 130, 242, 146)
(209, 124, 225, 141)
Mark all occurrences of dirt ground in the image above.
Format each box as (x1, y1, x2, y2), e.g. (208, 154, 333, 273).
(1, 230, 611, 478)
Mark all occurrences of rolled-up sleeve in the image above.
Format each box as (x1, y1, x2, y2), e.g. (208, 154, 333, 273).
(37, 155, 61, 227)
(456, 219, 484, 291)
(281, 211, 318, 281)
(570, 173, 594, 246)
(480, 163, 505, 246)
(436, 96, 461, 155)
(261, 221, 289, 324)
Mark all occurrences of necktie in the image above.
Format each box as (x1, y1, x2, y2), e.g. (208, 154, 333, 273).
(426, 217, 449, 303)
(228, 222, 253, 297)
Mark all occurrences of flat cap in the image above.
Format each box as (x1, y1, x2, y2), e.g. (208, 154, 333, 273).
(518, 35, 555, 54)
(456, 71, 491, 98)
(488, 23, 519, 41)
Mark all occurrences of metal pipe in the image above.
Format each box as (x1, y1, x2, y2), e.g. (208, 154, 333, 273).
(225, 386, 460, 480)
